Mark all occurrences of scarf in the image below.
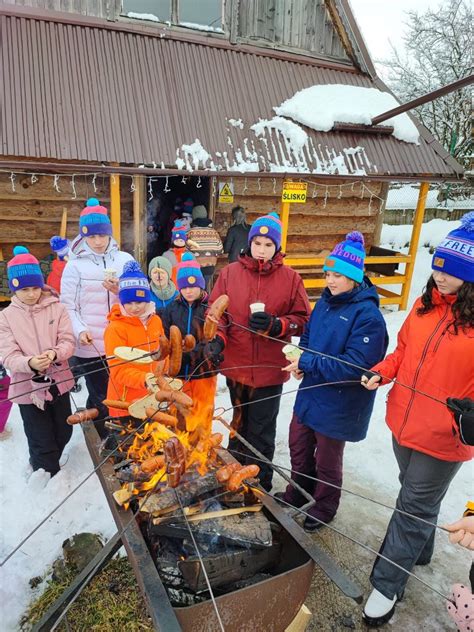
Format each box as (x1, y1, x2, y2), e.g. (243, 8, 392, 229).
(150, 278, 177, 302)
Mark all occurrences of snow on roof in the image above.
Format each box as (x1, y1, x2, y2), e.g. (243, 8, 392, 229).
(386, 185, 474, 211)
(274, 85, 420, 145)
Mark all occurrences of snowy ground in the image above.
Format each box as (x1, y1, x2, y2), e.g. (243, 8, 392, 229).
(0, 219, 471, 630)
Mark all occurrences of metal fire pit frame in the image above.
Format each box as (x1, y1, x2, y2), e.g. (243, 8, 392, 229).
(35, 422, 362, 631)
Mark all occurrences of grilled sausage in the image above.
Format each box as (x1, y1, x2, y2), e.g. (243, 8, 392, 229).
(183, 334, 196, 352)
(168, 326, 183, 377)
(227, 464, 260, 491)
(141, 455, 166, 474)
(103, 399, 131, 411)
(215, 463, 241, 483)
(144, 408, 178, 427)
(203, 294, 229, 341)
(66, 408, 99, 425)
(155, 389, 193, 409)
(164, 437, 187, 487)
(158, 335, 171, 360)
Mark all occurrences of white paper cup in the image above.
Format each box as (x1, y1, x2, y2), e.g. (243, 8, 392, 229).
(282, 344, 303, 361)
(250, 302, 265, 314)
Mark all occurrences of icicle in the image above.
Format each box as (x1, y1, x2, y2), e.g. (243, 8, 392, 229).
(164, 176, 171, 193)
(53, 175, 60, 193)
(10, 172, 16, 192)
(196, 176, 202, 189)
(30, 173, 38, 184)
(92, 173, 97, 193)
(70, 174, 77, 200)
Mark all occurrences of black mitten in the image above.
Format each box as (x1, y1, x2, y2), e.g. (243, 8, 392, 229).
(249, 312, 282, 336)
(447, 397, 474, 446)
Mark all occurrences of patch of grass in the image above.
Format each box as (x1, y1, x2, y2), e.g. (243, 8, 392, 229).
(21, 557, 154, 631)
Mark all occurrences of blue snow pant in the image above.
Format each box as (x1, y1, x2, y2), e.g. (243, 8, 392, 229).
(370, 436, 462, 599)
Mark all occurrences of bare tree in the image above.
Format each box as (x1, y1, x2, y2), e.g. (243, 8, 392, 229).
(382, 0, 472, 171)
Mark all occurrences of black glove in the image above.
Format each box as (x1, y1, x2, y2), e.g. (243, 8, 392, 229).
(361, 370, 382, 383)
(249, 312, 282, 337)
(447, 397, 474, 446)
(204, 337, 225, 369)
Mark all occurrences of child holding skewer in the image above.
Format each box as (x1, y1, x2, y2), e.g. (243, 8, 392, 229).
(0, 247, 75, 476)
(104, 261, 165, 420)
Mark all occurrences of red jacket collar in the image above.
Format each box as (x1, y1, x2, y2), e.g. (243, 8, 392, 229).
(238, 251, 285, 275)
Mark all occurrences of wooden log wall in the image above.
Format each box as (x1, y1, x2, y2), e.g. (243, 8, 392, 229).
(213, 176, 386, 258)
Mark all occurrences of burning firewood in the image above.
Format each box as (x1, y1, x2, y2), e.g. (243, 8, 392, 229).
(140, 473, 223, 516)
(113, 487, 133, 506)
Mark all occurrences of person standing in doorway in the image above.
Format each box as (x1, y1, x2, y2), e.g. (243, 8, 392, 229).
(61, 198, 133, 438)
(187, 205, 224, 291)
(224, 206, 251, 263)
(209, 212, 310, 490)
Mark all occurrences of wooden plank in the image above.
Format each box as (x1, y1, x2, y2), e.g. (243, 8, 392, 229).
(370, 275, 406, 285)
(286, 255, 410, 267)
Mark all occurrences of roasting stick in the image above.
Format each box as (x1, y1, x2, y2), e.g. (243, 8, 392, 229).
(50, 469, 169, 632)
(228, 449, 450, 533)
(249, 486, 455, 605)
(175, 491, 226, 632)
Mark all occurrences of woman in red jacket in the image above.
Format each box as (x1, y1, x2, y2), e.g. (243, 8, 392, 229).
(361, 213, 474, 626)
(209, 212, 311, 490)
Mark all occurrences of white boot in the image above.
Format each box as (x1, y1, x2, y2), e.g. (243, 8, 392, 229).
(363, 588, 397, 626)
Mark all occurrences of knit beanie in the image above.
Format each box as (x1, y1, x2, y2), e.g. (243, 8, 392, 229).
(79, 197, 112, 237)
(176, 252, 205, 291)
(432, 212, 474, 282)
(171, 220, 188, 244)
(7, 246, 44, 291)
(50, 236, 70, 261)
(323, 231, 366, 283)
(192, 205, 208, 221)
(148, 256, 173, 280)
(119, 261, 151, 304)
(248, 212, 282, 250)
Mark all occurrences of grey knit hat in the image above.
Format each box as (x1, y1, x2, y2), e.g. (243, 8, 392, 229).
(192, 205, 208, 220)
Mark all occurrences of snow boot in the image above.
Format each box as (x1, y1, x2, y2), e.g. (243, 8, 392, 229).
(303, 515, 333, 532)
(363, 588, 397, 626)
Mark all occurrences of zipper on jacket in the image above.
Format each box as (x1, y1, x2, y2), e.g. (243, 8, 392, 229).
(432, 322, 451, 353)
(184, 303, 193, 379)
(397, 304, 450, 443)
(103, 259, 111, 312)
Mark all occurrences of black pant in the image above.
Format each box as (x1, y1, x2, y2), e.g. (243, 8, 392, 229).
(19, 393, 73, 475)
(226, 379, 283, 491)
(73, 356, 109, 438)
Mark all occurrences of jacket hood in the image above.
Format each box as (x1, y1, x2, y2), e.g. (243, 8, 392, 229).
(322, 276, 380, 307)
(69, 234, 119, 259)
(10, 287, 60, 312)
(238, 251, 285, 276)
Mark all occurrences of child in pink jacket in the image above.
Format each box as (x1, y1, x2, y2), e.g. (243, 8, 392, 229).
(0, 247, 76, 475)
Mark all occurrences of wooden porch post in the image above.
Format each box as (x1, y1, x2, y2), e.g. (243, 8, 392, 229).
(110, 173, 121, 246)
(399, 182, 430, 310)
(133, 176, 146, 269)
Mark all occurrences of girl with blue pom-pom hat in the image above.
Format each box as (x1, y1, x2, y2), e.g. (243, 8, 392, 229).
(60, 197, 134, 438)
(0, 246, 76, 475)
(103, 261, 165, 420)
(281, 231, 388, 532)
(361, 212, 474, 627)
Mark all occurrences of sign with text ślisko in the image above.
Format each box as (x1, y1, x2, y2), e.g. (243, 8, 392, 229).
(218, 182, 234, 204)
(281, 181, 307, 204)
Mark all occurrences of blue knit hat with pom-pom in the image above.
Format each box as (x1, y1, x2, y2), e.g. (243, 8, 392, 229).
(323, 231, 366, 283)
(176, 252, 205, 291)
(79, 197, 112, 237)
(118, 260, 151, 304)
(50, 236, 70, 260)
(432, 212, 474, 283)
(7, 246, 44, 291)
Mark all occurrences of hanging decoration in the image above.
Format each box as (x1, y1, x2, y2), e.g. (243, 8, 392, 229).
(272, 178, 277, 194)
(196, 176, 202, 189)
(181, 176, 187, 184)
(130, 177, 136, 193)
(338, 185, 343, 199)
(30, 174, 38, 184)
(70, 174, 77, 200)
(312, 185, 317, 198)
(242, 177, 248, 194)
(92, 173, 97, 193)
(148, 178, 154, 201)
(10, 172, 16, 192)
(323, 186, 329, 208)
(257, 177, 261, 191)
(53, 175, 60, 193)
(164, 176, 171, 193)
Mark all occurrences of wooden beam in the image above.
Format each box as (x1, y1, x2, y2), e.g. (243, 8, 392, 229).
(400, 182, 430, 310)
(281, 200, 290, 253)
(110, 174, 121, 246)
(286, 255, 412, 266)
(59, 207, 67, 238)
(133, 176, 146, 269)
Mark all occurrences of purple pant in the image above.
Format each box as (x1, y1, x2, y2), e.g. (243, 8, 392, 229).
(284, 414, 345, 521)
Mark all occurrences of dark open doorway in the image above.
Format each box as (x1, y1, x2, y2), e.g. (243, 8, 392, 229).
(145, 175, 210, 264)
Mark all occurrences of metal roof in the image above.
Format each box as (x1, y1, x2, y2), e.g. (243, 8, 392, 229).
(0, 9, 464, 180)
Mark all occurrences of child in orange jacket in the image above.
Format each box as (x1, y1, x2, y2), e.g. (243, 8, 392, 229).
(104, 261, 164, 418)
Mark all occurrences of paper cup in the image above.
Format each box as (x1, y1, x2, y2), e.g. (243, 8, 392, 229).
(282, 344, 303, 361)
(250, 302, 265, 314)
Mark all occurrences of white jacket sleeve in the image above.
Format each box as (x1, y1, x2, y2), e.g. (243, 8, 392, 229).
(60, 261, 88, 338)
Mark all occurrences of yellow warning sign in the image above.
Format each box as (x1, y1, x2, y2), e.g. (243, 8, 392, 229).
(219, 182, 234, 204)
(281, 181, 307, 204)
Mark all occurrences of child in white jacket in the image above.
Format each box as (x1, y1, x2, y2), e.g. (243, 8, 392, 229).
(0, 247, 75, 475)
(60, 198, 133, 436)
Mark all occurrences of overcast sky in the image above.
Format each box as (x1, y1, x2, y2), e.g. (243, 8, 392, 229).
(348, 0, 437, 62)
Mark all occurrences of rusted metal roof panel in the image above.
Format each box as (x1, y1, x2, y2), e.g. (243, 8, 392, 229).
(0, 12, 463, 179)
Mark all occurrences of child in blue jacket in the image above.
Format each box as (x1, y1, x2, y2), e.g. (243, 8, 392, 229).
(282, 231, 388, 531)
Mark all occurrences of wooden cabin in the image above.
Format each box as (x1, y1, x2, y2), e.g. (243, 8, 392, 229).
(0, 0, 464, 307)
